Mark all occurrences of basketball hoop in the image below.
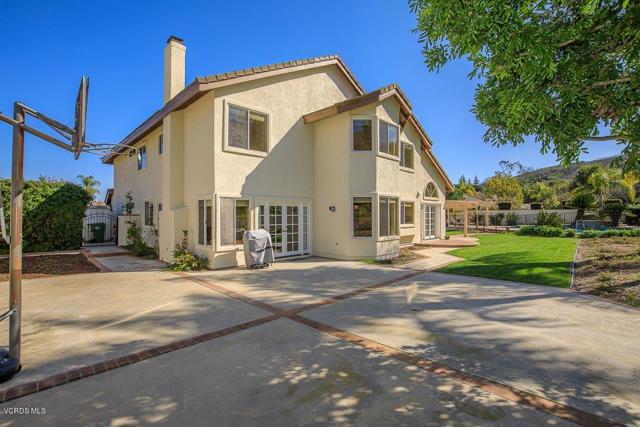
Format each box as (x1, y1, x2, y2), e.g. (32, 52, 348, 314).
(0, 75, 95, 382)
(73, 76, 89, 159)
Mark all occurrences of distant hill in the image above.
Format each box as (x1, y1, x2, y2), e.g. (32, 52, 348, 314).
(517, 156, 616, 183)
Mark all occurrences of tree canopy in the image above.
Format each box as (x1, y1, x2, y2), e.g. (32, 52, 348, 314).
(484, 174, 525, 205)
(411, 0, 640, 173)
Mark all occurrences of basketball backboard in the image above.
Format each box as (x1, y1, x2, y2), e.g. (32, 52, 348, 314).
(72, 76, 89, 159)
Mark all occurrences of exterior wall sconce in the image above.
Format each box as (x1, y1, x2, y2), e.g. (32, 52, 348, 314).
(329, 206, 336, 212)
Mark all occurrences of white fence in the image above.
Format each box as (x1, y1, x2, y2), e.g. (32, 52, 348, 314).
(448, 209, 578, 226)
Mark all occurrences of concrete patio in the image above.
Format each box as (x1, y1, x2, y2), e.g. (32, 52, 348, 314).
(0, 256, 638, 426)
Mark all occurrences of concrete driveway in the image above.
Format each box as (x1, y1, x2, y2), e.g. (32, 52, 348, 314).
(0, 256, 638, 426)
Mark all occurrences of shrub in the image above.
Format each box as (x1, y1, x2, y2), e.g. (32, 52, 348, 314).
(505, 212, 518, 226)
(602, 199, 626, 227)
(489, 212, 504, 225)
(516, 225, 566, 237)
(579, 228, 640, 238)
(569, 192, 596, 221)
(169, 230, 208, 271)
(0, 177, 91, 253)
(536, 211, 563, 228)
(123, 195, 156, 258)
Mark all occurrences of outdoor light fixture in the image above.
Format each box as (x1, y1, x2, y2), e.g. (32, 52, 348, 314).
(329, 206, 336, 212)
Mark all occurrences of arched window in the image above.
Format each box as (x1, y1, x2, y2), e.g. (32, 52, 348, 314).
(424, 182, 438, 198)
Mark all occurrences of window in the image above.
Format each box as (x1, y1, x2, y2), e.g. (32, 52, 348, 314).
(235, 200, 249, 244)
(158, 134, 164, 155)
(220, 198, 249, 246)
(379, 121, 399, 157)
(352, 197, 372, 237)
(352, 119, 372, 151)
(425, 182, 438, 198)
(401, 202, 414, 225)
(198, 200, 212, 246)
(400, 142, 414, 169)
(379, 197, 399, 237)
(137, 145, 147, 171)
(144, 202, 154, 226)
(228, 105, 268, 152)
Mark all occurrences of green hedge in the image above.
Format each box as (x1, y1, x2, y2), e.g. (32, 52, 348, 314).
(579, 228, 640, 238)
(517, 225, 574, 237)
(0, 178, 91, 253)
(516, 225, 640, 239)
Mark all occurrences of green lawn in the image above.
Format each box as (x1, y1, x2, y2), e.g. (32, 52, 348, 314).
(437, 233, 578, 287)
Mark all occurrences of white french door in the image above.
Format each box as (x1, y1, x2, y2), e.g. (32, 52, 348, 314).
(258, 202, 309, 257)
(423, 203, 439, 240)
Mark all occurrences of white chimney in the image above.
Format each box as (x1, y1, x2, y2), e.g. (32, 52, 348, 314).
(164, 35, 186, 103)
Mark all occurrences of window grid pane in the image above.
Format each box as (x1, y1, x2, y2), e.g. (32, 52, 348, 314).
(249, 111, 268, 152)
(379, 197, 389, 237)
(229, 105, 249, 149)
(379, 122, 389, 155)
(388, 125, 398, 157)
(353, 119, 372, 151)
(353, 197, 372, 237)
(235, 200, 249, 244)
(205, 201, 212, 246)
(303, 206, 308, 252)
(220, 198, 235, 246)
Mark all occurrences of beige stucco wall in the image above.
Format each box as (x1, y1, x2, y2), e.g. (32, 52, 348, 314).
(111, 63, 449, 268)
(112, 127, 164, 247)
(203, 65, 359, 268)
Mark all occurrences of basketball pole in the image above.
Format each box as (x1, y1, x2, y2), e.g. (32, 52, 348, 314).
(8, 102, 24, 362)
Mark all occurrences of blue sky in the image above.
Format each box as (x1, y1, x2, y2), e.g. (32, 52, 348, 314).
(0, 0, 621, 197)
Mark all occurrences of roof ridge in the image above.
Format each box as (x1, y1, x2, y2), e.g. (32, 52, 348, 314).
(200, 54, 351, 85)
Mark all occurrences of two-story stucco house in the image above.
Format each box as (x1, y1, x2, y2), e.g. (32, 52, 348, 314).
(103, 36, 453, 269)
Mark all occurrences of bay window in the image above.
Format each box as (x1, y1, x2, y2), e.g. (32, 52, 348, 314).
(400, 142, 414, 169)
(220, 198, 250, 246)
(198, 199, 212, 246)
(379, 197, 399, 237)
(352, 197, 373, 237)
(379, 121, 398, 157)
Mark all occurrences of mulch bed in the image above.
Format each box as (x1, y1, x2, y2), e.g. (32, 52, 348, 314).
(0, 253, 100, 282)
(574, 237, 640, 308)
(370, 247, 427, 266)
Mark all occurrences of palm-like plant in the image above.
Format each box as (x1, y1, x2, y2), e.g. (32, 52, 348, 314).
(569, 192, 596, 221)
(587, 169, 612, 207)
(77, 175, 100, 199)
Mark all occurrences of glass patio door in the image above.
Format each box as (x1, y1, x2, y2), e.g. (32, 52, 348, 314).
(423, 204, 438, 240)
(259, 203, 307, 257)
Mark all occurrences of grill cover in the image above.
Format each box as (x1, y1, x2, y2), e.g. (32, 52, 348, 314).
(242, 229, 274, 269)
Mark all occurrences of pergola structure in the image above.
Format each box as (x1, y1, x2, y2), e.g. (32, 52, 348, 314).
(444, 195, 494, 237)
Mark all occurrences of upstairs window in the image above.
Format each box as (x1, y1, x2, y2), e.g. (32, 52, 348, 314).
(228, 105, 268, 153)
(352, 118, 372, 151)
(137, 145, 147, 171)
(400, 142, 414, 169)
(379, 121, 398, 157)
(158, 134, 164, 155)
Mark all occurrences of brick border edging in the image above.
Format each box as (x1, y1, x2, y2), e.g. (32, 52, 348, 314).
(289, 315, 625, 427)
(0, 314, 279, 404)
(0, 269, 629, 427)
